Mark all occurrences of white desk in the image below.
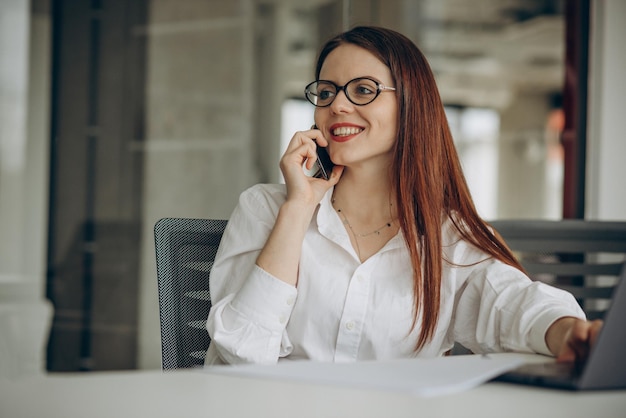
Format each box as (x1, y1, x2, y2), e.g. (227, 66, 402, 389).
(1, 360, 625, 418)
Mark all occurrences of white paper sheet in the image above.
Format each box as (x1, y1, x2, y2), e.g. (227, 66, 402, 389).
(204, 354, 527, 397)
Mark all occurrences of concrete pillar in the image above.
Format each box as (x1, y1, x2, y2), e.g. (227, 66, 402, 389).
(497, 93, 552, 219)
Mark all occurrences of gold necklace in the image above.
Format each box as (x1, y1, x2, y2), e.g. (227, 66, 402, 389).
(332, 197, 395, 261)
(331, 198, 394, 237)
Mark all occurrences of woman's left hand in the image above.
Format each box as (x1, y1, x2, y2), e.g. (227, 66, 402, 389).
(546, 317, 603, 363)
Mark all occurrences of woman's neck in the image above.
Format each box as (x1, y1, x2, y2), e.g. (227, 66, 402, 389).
(331, 167, 400, 263)
(332, 168, 397, 224)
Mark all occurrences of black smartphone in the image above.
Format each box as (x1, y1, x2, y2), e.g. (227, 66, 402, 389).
(314, 144, 334, 180)
(310, 124, 334, 180)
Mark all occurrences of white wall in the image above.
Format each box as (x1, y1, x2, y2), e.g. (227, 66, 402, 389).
(0, 0, 51, 282)
(0, 0, 53, 377)
(586, 0, 626, 220)
(0, 0, 34, 276)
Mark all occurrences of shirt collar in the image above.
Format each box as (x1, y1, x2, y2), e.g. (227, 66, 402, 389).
(317, 186, 348, 245)
(316, 187, 405, 254)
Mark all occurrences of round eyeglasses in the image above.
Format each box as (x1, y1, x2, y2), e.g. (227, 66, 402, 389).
(304, 77, 396, 107)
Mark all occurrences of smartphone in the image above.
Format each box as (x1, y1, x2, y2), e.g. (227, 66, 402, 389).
(309, 124, 334, 180)
(313, 144, 334, 180)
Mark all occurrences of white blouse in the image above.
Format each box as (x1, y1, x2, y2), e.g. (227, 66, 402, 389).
(204, 184, 584, 365)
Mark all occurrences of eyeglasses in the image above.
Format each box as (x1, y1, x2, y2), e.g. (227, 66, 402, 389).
(304, 77, 396, 107)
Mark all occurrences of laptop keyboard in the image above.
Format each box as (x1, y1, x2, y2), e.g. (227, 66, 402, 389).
(510, 361, 583, 379)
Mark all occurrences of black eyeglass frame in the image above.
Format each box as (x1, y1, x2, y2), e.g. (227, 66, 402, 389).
(304, 77, 396, 107)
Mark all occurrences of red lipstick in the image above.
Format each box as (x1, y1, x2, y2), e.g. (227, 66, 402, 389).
(329, 122, 364, 143)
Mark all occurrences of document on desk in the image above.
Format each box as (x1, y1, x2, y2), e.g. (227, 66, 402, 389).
(205, 354, 526, 397)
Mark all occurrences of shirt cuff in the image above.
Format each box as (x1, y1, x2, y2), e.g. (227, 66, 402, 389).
(527, 307, 586, 356)
(227, 264, 298, 333)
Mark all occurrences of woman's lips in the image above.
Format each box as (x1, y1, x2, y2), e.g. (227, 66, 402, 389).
(329, 124, 364, 142)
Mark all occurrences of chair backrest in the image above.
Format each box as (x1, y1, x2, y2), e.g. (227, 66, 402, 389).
(490, 219, 626, 320)
(154, 218, 227, 370)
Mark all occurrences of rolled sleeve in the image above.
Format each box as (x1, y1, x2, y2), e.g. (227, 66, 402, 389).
(454, 261, 585, 356)
(228, 265, 298, 333)
(208, 265, 297, 364)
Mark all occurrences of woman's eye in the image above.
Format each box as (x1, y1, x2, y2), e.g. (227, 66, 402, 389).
(319, 89, 335, 100)
(355, 85, 375, 95)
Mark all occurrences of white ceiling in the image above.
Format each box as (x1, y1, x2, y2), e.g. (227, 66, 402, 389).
(421, 1, 564, 108)
(279, 0, 565, 109)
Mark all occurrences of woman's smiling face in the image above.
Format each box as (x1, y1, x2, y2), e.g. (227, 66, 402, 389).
(314, 43, 398, 171)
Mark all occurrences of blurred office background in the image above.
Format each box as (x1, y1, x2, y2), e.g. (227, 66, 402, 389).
(0, 0, 624, 374)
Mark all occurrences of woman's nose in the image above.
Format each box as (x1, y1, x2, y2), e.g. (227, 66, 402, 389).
(329, 89, 353, 114)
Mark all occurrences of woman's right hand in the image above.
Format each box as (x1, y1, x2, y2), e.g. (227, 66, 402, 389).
(279, 128, 343, 208)
(255, 129, 343, 287)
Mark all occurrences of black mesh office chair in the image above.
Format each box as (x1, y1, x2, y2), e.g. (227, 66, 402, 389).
(154, 218, 227, 370)
(490, 219, 626, 320)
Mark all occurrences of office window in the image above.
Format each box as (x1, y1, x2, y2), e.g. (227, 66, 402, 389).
(446, 107, 500, 219)
(30, 0, 579, 371)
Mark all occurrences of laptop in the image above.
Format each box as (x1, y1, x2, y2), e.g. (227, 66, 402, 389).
(495, 263, 626, 390)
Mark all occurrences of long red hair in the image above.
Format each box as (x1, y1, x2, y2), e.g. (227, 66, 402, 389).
(316, 26, 523, 350)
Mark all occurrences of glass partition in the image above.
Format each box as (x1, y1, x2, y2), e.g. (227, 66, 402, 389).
(20, 0, 570, 371)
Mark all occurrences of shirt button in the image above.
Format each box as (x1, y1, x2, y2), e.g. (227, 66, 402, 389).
(286, 296, 295, 306)
(345, 321, 355, 331)
(279, 315, 287, 324)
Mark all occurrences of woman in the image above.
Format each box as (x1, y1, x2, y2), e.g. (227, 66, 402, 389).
(205, 26, 601, 365)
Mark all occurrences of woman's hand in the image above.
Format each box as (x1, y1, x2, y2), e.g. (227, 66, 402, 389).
(545, 317, 603, 363)
(255, 128, 343, 287)
(279, 128, 343, 208)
